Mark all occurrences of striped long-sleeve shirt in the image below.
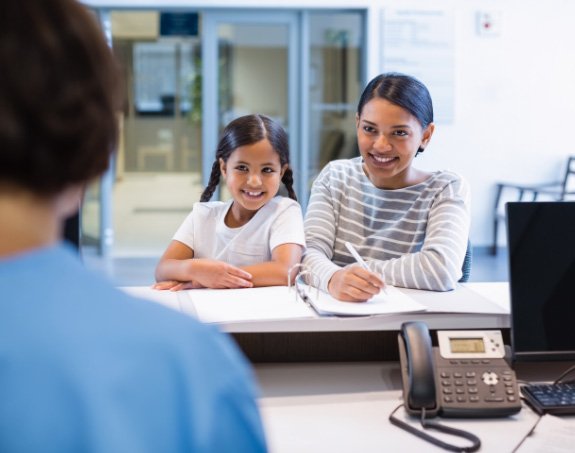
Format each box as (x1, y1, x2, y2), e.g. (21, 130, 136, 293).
(302, 157, 471, 292)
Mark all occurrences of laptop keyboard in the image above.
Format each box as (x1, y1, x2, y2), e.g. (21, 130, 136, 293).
(521, 383, 575, 415)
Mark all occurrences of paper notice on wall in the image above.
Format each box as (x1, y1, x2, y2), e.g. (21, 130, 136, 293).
(381, 9, 455, 124)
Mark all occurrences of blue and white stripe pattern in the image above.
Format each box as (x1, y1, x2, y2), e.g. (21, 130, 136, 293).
(303, 157, 470, 292)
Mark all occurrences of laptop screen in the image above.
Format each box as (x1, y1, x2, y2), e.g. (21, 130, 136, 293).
(506, 201, 575, 361)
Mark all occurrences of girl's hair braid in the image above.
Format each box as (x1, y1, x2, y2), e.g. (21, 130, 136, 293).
(199, 161, 222, 202)
(281, 167, 297, 201)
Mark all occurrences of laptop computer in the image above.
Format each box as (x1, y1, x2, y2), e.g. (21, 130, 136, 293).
(506, 201, 575, 381)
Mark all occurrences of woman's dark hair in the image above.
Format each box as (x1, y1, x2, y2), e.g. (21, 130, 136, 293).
(357, 72, 433, 155)
(200, 114, 297, 202)
(0, 0, 121, 196)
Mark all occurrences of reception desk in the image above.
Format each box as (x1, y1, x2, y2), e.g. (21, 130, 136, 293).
(124, 282, 511, 362)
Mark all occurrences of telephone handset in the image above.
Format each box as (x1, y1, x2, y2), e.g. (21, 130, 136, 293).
(398, 321, 521, 418)
(398, 321, 440, 416)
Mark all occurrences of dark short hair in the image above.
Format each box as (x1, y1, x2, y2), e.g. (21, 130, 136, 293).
(357, 72, 433, 129)
(0, 0, 121, 196)
(200, 114, 297, 202)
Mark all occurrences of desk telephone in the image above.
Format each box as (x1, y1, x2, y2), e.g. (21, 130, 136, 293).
(398, 321, 522, 418)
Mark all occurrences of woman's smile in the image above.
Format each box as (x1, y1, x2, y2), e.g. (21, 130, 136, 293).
(367, 153, 398, 168)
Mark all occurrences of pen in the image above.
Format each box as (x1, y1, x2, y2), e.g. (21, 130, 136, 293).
(344, 241, 388, 295)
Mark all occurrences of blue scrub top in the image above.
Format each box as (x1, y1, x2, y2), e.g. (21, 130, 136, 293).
(0, 244, 267, 452)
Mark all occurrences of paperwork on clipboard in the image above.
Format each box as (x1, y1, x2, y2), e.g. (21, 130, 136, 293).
(184, 284, 425, 323)
(121, 283, 506, 325)
(299, 283, 426, 317)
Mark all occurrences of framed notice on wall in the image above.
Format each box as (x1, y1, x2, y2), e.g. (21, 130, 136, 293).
(381, 9, 455, 124)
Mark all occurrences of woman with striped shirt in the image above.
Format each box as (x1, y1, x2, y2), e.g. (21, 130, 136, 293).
(303, 72, 470, 301)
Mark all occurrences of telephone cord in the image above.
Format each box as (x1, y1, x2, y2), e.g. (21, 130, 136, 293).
(389, 404, 481, 452)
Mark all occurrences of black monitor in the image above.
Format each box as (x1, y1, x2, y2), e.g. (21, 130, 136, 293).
(506, 201, 575, 362)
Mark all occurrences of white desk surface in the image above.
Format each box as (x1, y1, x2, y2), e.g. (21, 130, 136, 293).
(122, 282, 511, 333)
(255, 361, 571, 453)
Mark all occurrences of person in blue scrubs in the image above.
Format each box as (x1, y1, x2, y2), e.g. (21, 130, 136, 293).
(0, 1, 267, 452)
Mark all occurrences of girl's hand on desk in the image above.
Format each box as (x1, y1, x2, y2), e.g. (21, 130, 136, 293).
(191, 259, 253, 289)
(152, 280, 204, 291)
(327, 266, 384, 302)
(153, 280, 181, 290)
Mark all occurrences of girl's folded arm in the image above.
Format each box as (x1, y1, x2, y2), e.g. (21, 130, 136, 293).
(241, 243, 303, 287)
(155, 240, 196, 283)
(155, 240, 253, 289)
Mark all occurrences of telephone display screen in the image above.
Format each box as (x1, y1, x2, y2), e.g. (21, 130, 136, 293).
(449, 338, 485, 353)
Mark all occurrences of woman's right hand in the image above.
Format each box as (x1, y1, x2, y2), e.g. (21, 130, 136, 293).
(327, 266, 384, 302)
(190, 259, 253, 289)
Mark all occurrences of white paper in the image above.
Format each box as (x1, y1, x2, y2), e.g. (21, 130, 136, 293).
(515, 414, 575, 452)
(120, 286, 181, 312)
(304, 284, 427, 316)
(187, 286, 315, 323)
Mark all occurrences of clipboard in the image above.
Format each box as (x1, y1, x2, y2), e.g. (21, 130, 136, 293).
(290, 264, 427, 317)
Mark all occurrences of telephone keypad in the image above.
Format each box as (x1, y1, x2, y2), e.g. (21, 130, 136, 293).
(434, 352, 521, 417)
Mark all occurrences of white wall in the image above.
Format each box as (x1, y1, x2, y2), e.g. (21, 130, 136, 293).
(366, 0, 575, 248)
(87, 0, 575, 248)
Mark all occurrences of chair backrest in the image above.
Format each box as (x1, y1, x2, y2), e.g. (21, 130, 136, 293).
(560, 156, 575, 200)
(458, 240, 472, 283)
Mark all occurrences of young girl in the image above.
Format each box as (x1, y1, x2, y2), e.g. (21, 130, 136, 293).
(303, 72, 471, 301)
(154, 114, 305, 290)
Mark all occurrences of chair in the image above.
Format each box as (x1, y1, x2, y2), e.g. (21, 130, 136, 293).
(491, 156, 575, 255)
(458, 240, 472, 283)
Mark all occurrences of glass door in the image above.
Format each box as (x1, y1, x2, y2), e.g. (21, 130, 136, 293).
(201, 11, 301, 199)
(202, 10, 364, 206)
(85, 10, 205, 257)
(85, 6, 365, 261)
(304, 11, 365, 206)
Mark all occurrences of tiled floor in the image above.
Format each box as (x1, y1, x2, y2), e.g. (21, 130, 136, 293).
(84, 246, 509, 287)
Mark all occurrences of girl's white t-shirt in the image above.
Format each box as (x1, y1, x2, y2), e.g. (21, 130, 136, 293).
(173, 196, 305, 267)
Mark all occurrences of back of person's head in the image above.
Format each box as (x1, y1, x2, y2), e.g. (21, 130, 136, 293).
(201, 114, 297, 202)
(0, 0, 120, 197)
(357, 72, 433, 130)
